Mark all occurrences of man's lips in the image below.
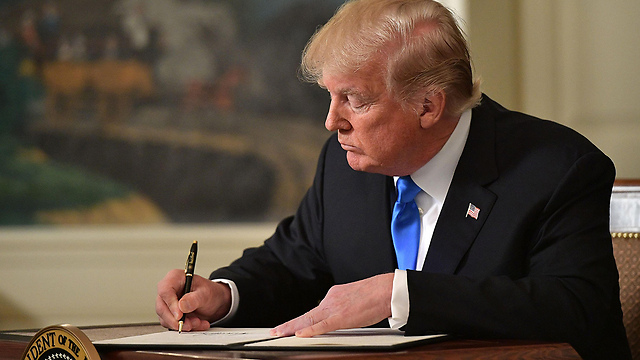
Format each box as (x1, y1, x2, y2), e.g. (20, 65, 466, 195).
(339, 142, 359, 151)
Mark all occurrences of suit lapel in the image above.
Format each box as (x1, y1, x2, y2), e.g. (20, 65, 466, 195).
(422, 99, 499, 274)
(364, 174, 397, 273)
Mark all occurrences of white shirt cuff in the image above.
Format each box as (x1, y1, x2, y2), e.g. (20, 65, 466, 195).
(388, 269, 410, 329)
(210, 279, 239, 325)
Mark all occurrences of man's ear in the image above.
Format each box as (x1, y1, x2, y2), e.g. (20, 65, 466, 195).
(419, 90, 446, 129)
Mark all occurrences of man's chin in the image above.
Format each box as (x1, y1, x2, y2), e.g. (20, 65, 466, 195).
(346, 152, 367, 172)
(346, 153, 401, 176)
(346, 153, 381, 174)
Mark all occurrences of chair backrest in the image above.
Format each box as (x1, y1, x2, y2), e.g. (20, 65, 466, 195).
(611, 180, 640, 360)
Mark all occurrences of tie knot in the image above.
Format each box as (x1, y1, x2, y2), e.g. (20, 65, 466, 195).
(396, 176, 421, 204)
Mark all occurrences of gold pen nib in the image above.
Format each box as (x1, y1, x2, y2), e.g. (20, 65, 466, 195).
(178, 321, 184, 334)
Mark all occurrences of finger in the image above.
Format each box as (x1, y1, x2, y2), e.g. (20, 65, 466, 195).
(158, 313, 172, 330)
(155, 295, 179, 330)
(157, 270, 185, 321)
(155, 292, 180, 323)
(187, 315, 211, 332)
(178, 292, 196, 314)
(179, 276, 214, 316)
(295, 317, 338, 337)
(181, 275, 215, 312)
(177, 313, 212, 333)
(270, 316, 305, 337)
(178, 288, 210, 317)
(271, 309, 321, 337)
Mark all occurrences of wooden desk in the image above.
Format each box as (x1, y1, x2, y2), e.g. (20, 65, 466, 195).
(0, 324, 581, 360)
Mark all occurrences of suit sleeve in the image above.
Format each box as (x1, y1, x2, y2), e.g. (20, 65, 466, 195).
(209, 139, 334, 327)
(404, 151, 630, 359)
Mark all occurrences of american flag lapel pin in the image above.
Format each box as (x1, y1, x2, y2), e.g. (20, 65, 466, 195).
(466, 203, 480, 219)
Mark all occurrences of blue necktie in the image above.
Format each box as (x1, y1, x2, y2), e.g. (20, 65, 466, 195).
(391, 176, 422, 270)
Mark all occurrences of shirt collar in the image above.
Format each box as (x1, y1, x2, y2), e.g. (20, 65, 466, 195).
(408, 109, 471, 204)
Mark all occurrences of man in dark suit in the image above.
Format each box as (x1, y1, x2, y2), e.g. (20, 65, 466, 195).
(156, 0, 631, 358)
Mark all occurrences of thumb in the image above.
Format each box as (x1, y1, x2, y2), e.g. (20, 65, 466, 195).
(178, 292, 198, 314)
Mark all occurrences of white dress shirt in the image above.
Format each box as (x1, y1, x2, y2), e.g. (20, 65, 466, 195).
(389, 109, 471, 328)
(214, 109, 472, 327)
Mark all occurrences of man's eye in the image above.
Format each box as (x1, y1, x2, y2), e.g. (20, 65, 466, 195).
(347, 96, 366, 110)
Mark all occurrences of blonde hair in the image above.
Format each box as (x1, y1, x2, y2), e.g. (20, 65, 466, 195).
(301, 0, 482, 116)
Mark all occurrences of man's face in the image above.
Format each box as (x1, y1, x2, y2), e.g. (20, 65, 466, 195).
(322, 70, 425, 176)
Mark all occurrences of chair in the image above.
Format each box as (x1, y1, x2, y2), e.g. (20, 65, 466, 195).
(611, 180, 640, 360)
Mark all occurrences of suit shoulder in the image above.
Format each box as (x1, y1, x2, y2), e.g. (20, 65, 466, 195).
(472, 96, 614, 186)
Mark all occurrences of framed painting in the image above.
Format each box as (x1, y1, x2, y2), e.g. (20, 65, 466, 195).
(0, 0, 347, 225)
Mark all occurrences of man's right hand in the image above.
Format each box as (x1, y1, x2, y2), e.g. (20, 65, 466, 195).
(156, 269, 232, 332)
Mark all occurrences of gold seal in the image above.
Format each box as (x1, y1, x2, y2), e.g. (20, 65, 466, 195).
(21, 324, 100, 360)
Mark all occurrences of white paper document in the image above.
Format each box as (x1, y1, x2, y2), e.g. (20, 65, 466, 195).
(93, 327, 447, 350)
(244, 328, 448, 350)
(94, 328, 274, 348)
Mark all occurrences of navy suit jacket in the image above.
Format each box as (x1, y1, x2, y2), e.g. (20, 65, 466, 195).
(211, 96, 631, 359)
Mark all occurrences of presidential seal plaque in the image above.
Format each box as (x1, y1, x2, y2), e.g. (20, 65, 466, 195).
(21, 324, 100, 360)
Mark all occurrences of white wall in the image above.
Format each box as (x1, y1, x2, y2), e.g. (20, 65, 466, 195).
(0, 224, 274, 330)
(518, 0, 640, 178)
(439, 0, 469, 32)
(470, 0, 640, 178)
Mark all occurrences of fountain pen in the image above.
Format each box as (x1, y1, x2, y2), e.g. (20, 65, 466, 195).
(178, 240, 198, 333)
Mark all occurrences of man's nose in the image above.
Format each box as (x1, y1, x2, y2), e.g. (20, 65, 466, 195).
(325, 102, 351, 131)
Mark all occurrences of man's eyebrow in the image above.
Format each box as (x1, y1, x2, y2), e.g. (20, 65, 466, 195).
(336, 88, 371, 99)
(320, 81, 377, 102)
(339, 88, 359, 96)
